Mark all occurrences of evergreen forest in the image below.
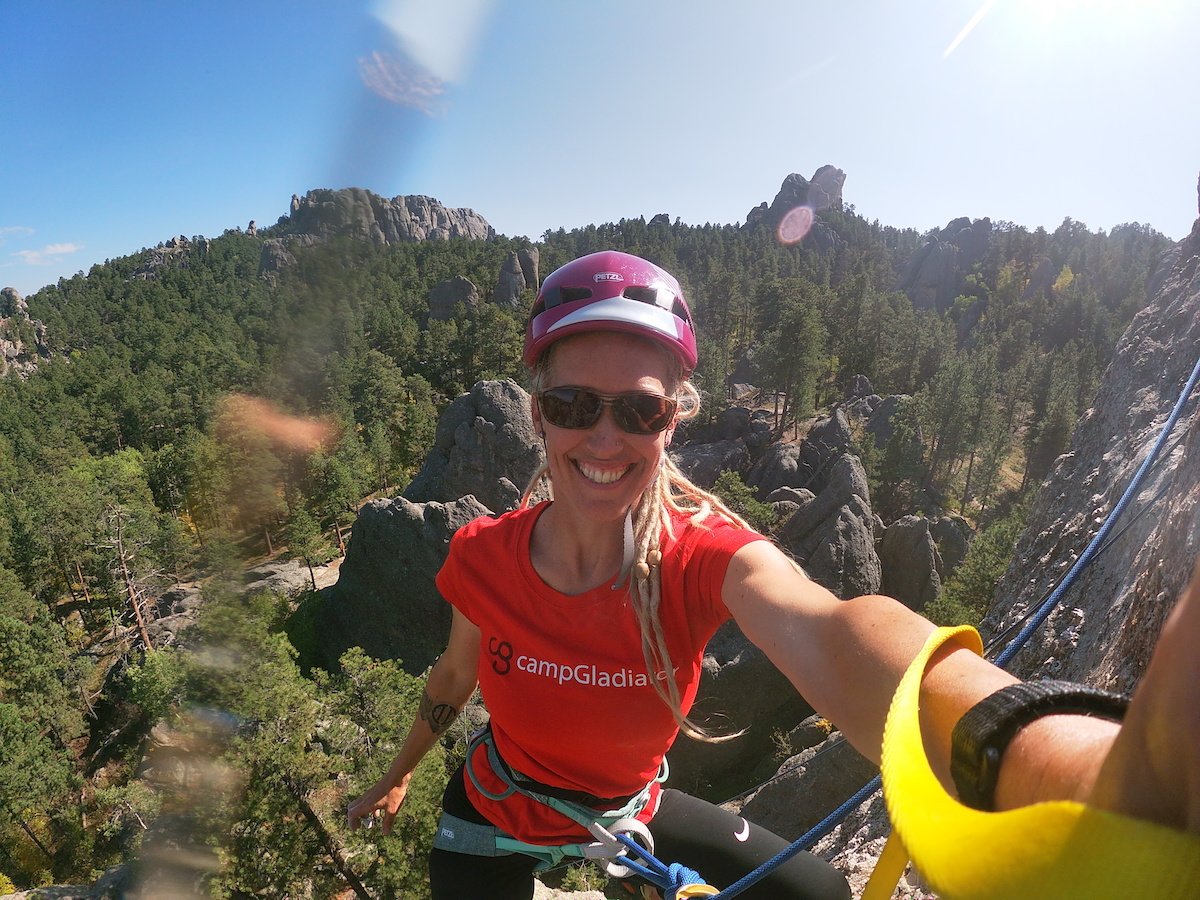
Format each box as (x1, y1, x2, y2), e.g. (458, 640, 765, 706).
(0, 198, 1172, 896)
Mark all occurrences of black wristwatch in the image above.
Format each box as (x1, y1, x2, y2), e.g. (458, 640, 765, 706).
(950, 680, 1129, 811)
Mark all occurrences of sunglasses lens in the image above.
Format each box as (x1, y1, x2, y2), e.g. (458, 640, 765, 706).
(614, 394, 676, 434)
(538, 388, 676, 434)
(539, 388, 602, 429)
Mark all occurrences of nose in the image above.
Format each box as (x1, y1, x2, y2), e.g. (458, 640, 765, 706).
(584, 403, 626, 447)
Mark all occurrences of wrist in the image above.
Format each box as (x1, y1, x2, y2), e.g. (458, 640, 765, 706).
(993, 713, 1120, 809)
(951, 680, 1128, 811)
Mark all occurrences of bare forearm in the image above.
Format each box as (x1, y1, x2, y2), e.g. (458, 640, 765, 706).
(380, 662, 476, 789)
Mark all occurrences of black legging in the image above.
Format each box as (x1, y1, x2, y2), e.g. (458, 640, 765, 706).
(428, 765, 850, 900)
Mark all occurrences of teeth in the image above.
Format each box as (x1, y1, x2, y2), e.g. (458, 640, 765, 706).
(578, 462, 629, 484)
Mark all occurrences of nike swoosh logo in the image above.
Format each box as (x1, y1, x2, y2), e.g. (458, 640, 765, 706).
(734, 818, 750, 842)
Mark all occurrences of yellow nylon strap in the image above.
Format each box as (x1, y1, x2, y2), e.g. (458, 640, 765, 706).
(864, 625, 1200, 899)
(674, 886, 719, 897)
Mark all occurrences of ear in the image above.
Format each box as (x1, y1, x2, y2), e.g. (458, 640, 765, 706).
(664, 420, 677, 447)
(531, 397, 544, 437)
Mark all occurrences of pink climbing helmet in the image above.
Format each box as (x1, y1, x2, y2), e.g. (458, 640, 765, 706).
(523, 250, 698, 373)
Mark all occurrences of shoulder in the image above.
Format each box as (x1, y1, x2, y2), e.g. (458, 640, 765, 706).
(665, 508, 765, 560)
(451, 503, 543, 549)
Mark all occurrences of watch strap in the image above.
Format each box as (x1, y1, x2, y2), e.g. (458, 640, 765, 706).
(950, 679, 1128, 811)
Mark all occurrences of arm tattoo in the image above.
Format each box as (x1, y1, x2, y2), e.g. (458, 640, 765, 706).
(419, 687, 459, 735)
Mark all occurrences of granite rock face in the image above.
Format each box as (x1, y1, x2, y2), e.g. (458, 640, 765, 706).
(986, 217, 1200, 688)
(280, 188, 494, 244)
(744, 167, 847, 252)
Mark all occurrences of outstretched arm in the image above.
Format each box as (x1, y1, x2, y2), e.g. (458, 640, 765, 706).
(347, 606, 480, 835)
(722, 541, 1129, 812)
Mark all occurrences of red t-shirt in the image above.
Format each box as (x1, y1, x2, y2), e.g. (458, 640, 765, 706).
(435, 501, 765, 844)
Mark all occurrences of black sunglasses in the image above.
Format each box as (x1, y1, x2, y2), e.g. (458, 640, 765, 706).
(537, 387, 678, 435)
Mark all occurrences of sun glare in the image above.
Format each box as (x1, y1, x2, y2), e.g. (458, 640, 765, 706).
(946, 0, 1181, 59)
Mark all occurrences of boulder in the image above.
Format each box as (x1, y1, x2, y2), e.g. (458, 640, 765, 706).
(845, 374, 874, 400)
(745, 442, 802, 499)
(878, 515, 942, 612)
(315, 495, 492, 674)
(775, 454, 881, 599)
(428, 275, 481, 322)
(747, 408, 853, 499)
(403, 379, 545, 513)
(930, 515, 972, 577)
(669, 439, 750, 490)
(739, 733, 877, 842)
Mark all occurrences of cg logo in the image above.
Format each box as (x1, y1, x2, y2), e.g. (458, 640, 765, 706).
(488, 637, 514, 675)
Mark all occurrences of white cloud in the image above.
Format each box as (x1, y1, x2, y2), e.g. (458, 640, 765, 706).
(14, 242, 83, 265)
(0, 226, 35, 248)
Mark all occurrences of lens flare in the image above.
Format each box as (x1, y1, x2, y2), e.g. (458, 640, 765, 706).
(777, 205, 815, 245)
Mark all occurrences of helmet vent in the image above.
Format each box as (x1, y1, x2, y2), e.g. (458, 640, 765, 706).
(622, 286, 660, 306)
(544, 286, 593, 310)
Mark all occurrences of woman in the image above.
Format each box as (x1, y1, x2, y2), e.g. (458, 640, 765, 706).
(348, 250, 1199, 898)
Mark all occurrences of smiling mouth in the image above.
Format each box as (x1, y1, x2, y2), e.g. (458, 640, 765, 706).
(575, 460, 633, 485)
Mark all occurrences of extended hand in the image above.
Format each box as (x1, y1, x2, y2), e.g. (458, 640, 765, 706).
(347, 776, 410, 836)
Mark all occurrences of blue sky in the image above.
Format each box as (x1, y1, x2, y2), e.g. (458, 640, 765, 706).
(3, 0, 1198, 298)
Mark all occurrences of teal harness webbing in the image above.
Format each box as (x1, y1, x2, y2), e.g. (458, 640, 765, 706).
(432, 726, 666, 870)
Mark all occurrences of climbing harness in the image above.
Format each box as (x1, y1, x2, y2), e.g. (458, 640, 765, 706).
(433, 725, 670, 872)
(862, 626, 1200, 899)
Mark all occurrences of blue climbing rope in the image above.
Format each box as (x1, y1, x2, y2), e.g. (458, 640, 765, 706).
(703, 349, 1200, 897)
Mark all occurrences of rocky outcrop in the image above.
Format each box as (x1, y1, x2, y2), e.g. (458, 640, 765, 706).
(314, 495, 491, 674)
(1, 286, 29, 317)
(279, 188, 494, 244)
(0, 286, 50, 378)
(775, 454, 882, 599)
(746, 409, 853, 499)
(878, 515, 942, 612)
(864, 394, 912, 448)
(739, 733, 877, 841)
(518, 247, 540, 291)
(744, 167, 846, 252)
(666, 618, 814, 795)
(427, 275, 481, 322)
(402, 379, 546, 513)
(899, 216, 992, 312)
(986, 215, 1200, 688)
(492, 251, 528, 309)
(670, 439, 751, 490)
(930, 514, 972, 577)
